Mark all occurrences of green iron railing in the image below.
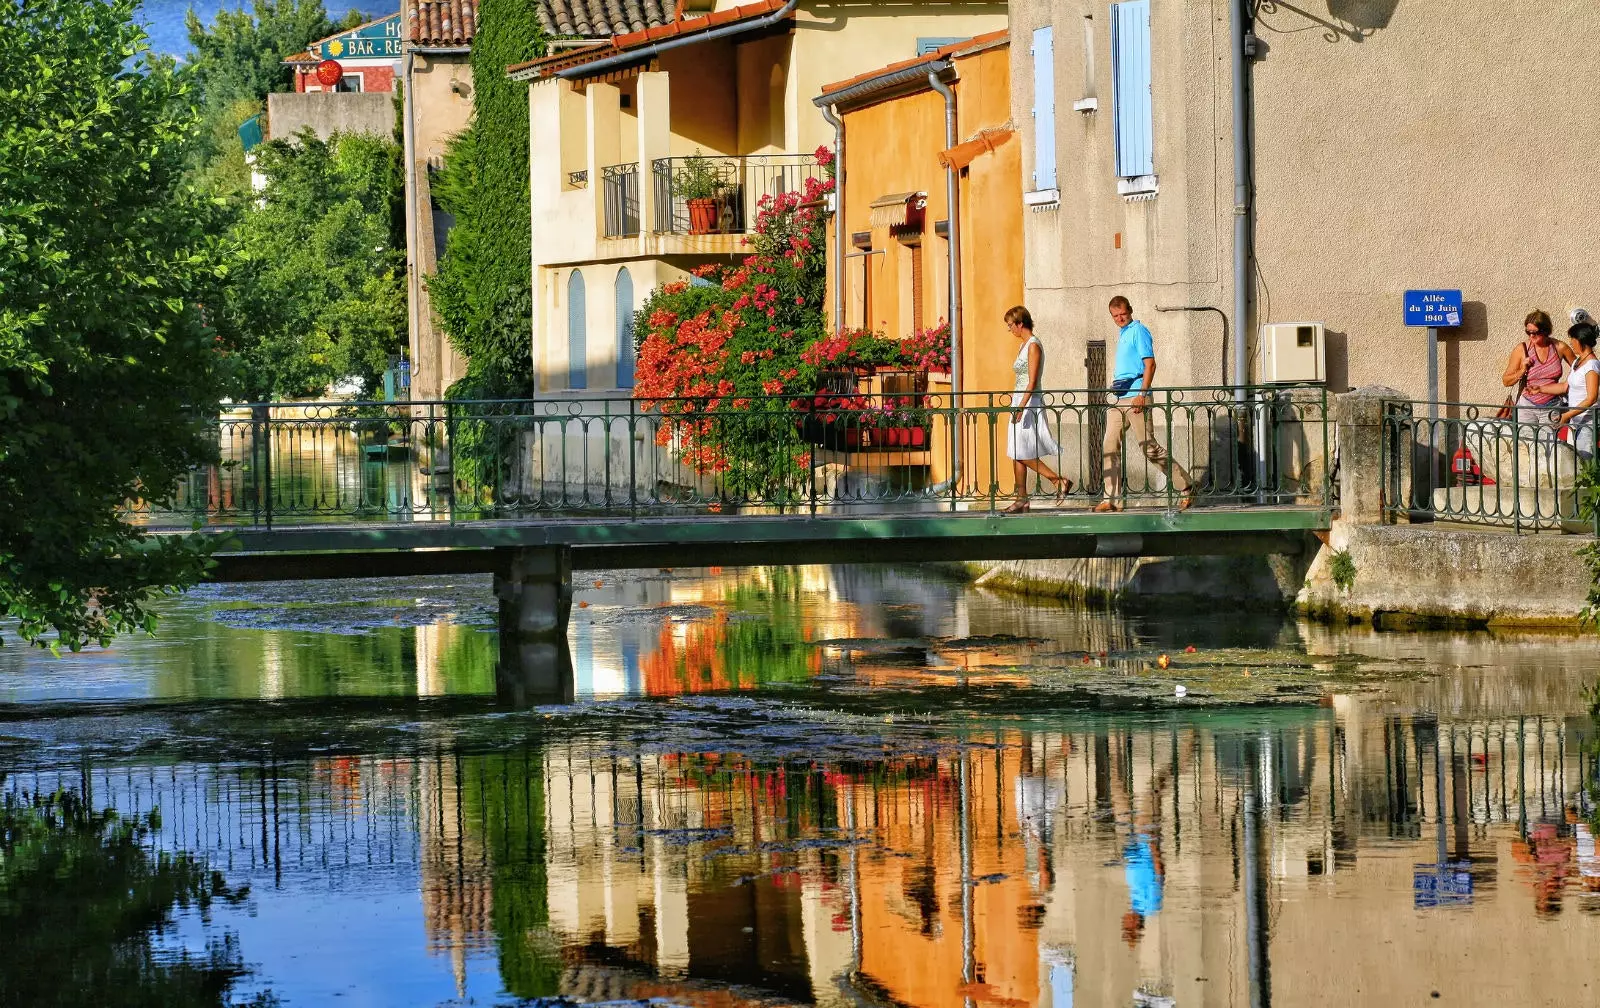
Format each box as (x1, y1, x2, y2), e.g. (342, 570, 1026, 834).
(126, 385, 1331, 530)
(1381, 399, 1599, 534)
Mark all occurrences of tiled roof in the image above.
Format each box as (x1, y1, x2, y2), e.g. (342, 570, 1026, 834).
(407, 0, 477, 46)
(540, 0, 676, 37)
(283, 50, 316, 64)
(508, 0, 791, 78)
(819, 29, 1009, 97)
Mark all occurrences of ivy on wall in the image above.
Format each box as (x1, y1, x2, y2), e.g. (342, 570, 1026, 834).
(427, 0, 546, 399)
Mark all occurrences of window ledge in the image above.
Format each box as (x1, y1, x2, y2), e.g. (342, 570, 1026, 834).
(1023, 188, 1061, 209)
(1118, 174, 1159, 201)
(1072, 96, 1098, 112)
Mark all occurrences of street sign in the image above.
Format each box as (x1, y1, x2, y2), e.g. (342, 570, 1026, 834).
(1404, 289, 1462, 328)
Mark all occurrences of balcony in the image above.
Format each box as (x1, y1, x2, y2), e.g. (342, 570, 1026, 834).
(601, 163, 640, 238)
(650, 154, 825, 235)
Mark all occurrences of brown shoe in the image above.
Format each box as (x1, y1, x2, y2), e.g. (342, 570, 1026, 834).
(1093, 500, 1120, 513)
(1178, 492, 1196, 511)
(1001, 499, 1030, 514)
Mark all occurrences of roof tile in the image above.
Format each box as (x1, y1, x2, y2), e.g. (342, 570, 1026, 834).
(509, 0, 788, 77)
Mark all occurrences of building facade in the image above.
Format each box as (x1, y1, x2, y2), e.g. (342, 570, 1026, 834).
(285, 13, 404, 93)
(1011, 0, 1600, 405)
(513, 0, 1009, 395)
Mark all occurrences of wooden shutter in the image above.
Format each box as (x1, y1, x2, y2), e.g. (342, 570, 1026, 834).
(1112, 1, 1154, 178)
(1031, 26, 1057, 190)
(567, 271, 587, 390)
(615, 267, 634, 388)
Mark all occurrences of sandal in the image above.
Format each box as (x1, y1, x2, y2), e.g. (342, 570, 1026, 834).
(1001, 500, 1030, 514)
(1093, 500, 1121, 513)
(1178, 492, 1196, 511)
(1054, 478, 1074, 505)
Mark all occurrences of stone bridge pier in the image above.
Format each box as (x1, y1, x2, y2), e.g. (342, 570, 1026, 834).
(493, 547, 575, 705)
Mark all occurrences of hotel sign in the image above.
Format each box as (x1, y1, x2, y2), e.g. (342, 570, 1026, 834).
(309, 14, 402, 61)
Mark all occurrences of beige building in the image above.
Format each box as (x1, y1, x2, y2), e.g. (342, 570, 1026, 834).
(1010, 0, 1600, 405)
(511, 0, 1009, 395)
(403, 0, 478, 401)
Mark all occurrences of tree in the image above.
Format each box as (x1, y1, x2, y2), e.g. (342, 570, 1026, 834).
(182, 0, 356, 179)
(427, 0, 547, 398)
(0, 0, 231, 649)
(0, 788, 277, 1007)
(214, 131, 407, 399)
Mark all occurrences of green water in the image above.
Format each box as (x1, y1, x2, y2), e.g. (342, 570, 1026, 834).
(1, 566, 1597, 1007)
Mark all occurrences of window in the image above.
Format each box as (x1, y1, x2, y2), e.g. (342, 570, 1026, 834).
(335, 73, 363, 93)
(1112, 0, 1154, 179)
(615, 267, 635, 388)
(567, 271, 587, 390)
(1030, 26, 1057, 192)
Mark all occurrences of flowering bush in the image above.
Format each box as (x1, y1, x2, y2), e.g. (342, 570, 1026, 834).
(632, 151, 835, 500)
(799, 328, 906, 370)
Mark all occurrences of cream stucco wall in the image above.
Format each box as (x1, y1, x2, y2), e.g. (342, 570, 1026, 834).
(1014, 0, 1600, 406)
(407, 50, 474, 401)
(1251, 0, 1600, 403)
(1012, 0, 1232, 394)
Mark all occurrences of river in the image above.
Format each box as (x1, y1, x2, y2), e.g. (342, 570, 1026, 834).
(1, 565, 1597, 1007)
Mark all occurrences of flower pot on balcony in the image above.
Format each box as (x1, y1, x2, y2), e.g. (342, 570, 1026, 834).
(688, 198, 719, 235)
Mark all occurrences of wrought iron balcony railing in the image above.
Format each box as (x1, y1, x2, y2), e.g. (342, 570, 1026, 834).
(651, 154, 826, 235)
(567, 169, 588, 188)
(600, 163, 639, 237)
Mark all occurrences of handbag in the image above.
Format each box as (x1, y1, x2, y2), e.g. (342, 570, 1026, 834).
(1496, 341, 1530, 419)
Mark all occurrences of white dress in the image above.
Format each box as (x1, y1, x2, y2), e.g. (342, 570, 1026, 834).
(1007, 335, 1059, 461)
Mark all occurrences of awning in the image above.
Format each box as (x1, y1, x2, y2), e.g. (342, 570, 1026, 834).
(939, 127, 1016, 170)
(869, 191, 926, 229)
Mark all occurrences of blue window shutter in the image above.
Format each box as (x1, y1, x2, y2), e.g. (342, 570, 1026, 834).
(1112, 0, 1154, 178)
(1031, 26, 1056, 190)
(917, 36, 963, 56)
(615, 267, 635, 388)
(567, 271, 587, 390)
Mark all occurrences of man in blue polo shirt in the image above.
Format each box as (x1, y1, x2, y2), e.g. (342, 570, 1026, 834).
(1097, 295, 1192, 511)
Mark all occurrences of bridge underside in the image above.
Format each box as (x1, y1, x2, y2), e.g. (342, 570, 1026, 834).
(199, 508, 1327, 582)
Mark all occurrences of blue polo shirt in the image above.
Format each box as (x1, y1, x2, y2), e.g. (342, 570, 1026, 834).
(1113, 320, 1155, 383)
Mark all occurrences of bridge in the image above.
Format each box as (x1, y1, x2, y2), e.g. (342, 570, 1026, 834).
(137, 385, 1332, 692)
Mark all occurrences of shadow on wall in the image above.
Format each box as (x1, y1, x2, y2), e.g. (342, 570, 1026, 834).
(1255, 0, 1400, 43)
(1325, 328, 1349, 393)
(1444, 301, 1491, 405)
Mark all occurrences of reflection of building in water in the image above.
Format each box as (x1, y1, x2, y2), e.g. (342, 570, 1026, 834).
(418, 751, 496, 996)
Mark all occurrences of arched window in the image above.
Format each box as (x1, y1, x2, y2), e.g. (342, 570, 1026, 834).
(567, 270, 587, 390)
(615, 267, 635, 387)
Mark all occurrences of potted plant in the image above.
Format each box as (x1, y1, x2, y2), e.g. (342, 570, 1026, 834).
(675, 152, 723, 234)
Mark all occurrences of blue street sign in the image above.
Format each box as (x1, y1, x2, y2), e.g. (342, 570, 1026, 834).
(1404, 289, 1463, 328)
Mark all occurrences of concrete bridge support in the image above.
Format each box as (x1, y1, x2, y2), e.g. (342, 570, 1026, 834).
(493, 547, 575, 705)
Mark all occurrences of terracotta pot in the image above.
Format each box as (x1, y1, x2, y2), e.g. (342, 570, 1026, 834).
(909, 427, 927, 447)
(687, 198, 718, 234)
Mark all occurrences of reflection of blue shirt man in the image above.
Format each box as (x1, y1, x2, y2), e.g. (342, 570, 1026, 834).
(1124, 832, 1164, 916)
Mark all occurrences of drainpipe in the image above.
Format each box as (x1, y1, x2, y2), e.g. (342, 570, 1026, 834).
(1229, 0, 1253, 403)
(928, 70, 963, 488)
(819, 102, 846, 332)
(554, 0, 799, 80)
(403, 47, 419, 382)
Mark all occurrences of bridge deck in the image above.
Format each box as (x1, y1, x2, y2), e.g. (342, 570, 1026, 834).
(185, 506, 1330, 581)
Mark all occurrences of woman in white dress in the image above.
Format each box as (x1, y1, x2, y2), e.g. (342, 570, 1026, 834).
(1002, 306, 1072, 513)
(1531, 321, 1598, 460)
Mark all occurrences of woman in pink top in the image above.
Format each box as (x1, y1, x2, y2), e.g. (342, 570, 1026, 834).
(1502, 309, 1574, 425)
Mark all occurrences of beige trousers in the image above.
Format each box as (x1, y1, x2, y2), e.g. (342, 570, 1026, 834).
(1102, 400, 1191, 501)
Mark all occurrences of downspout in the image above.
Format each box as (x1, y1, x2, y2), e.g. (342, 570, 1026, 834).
(818, 102, 845, 332)
(402, 47, 419, 382)
(554, 0, 799, 80)
(1229, 0, 1253, 402)
(928, 70, 962, 488)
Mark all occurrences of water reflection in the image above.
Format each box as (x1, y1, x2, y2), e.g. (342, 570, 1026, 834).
(3, 568, 1600, 1005)
(7, 697, 1599, 1006)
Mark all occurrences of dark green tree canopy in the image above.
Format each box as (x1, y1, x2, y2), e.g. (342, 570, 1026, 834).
(0, 0, 227, 648)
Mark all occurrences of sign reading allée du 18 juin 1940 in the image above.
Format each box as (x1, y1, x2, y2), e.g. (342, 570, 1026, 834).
(309, 13, 402, 61)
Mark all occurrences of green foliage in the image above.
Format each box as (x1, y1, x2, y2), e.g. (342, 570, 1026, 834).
(0, 789, 276, 1007)
(0, 0, 228, 649)
(675, 151, 723, 201)
(213, 131, 406, 399)
(429, 0, 548, 397)
(1329, 548, 1357, 593)
(183, 0, 351, 178)
(1579, 459, 1600, 630)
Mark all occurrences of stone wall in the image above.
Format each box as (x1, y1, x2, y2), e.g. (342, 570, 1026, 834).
(267, 92, 393, 142)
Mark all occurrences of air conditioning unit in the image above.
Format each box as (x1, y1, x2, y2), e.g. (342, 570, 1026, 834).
(1260, 322, 1326, 384)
